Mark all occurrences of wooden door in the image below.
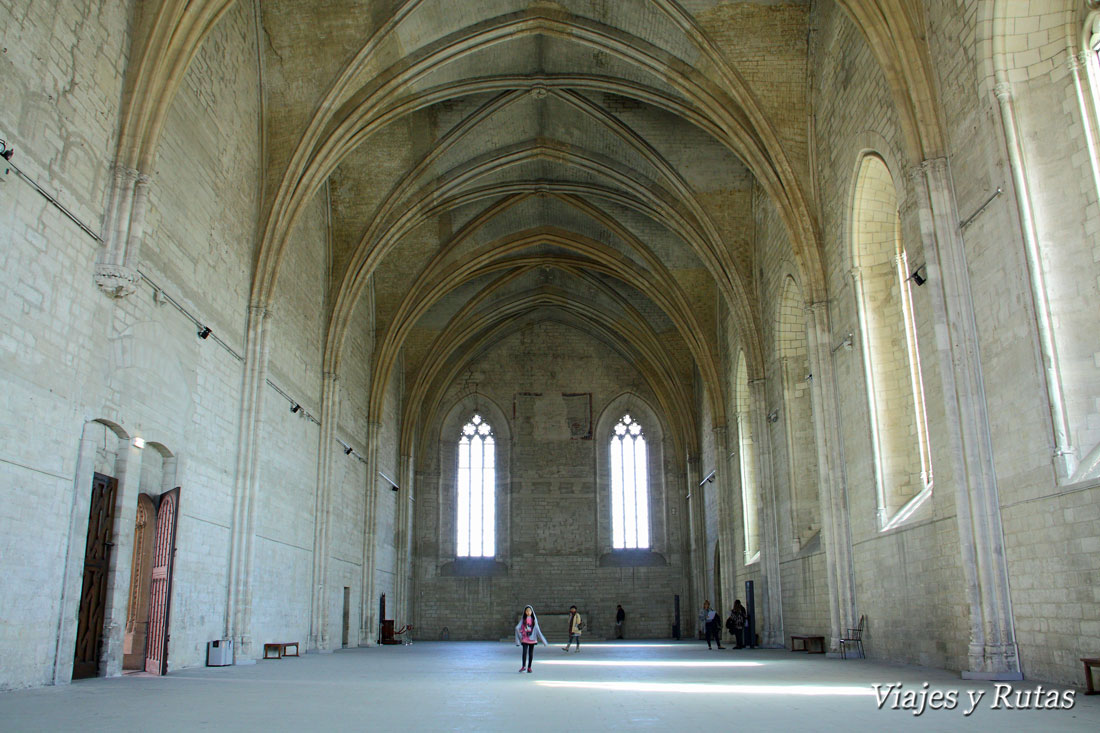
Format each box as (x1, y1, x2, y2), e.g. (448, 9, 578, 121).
(73, 473, 118, 679)
(342, 587, 350, 648)
(123, 494, 156, 670)
(144, 488, 180, 675)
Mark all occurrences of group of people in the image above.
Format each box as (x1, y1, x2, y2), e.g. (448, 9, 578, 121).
(514, 603, 627, 672)
(513, 599, 748, 673)
(699, 599, 748, 650)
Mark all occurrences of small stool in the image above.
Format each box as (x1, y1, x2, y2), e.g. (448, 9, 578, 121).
(1082, 658, 1100, 695)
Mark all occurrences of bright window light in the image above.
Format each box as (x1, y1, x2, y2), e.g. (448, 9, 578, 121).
(610, 414, 649, 549)
(541, 660, 763, 668)
(536, 681, 875, 696)
(456, 414, 494, 557)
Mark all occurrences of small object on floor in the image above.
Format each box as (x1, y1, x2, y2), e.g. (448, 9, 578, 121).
(1082, 658, 1100, 695)
(263, 642, 300, 659)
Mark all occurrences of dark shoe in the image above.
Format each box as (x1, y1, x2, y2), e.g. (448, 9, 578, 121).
(526, 667, 532, 673)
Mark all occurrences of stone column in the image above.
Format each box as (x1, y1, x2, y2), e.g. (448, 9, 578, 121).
(805, 301, 856, 648)
(909, 158, 1021, 680)
(101, 438, 145, 677)
(310, 371, 339, 652)
(226, 304, 273, 662)
(685, 454, 707, 635)
(712, 425, 737, 612)
(360, 420, 383, 646)
(749, 378, 783, 646)
(54, 427, 100, 685)
(393, 452, 415, 629)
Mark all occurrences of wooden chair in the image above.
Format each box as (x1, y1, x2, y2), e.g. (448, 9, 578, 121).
(839, 615, 866, 659)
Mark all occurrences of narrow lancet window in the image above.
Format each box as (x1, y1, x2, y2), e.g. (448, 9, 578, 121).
(457, 414, 495, 557)
(610, 414, 650, 549)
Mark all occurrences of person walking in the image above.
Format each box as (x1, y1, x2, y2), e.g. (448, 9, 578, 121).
(726, 600, 748, 649)
(699, 600, 724, 649)
(515, 605, 548, 673)
(563, 605, 583, 652)
(615, 604, 626, 639)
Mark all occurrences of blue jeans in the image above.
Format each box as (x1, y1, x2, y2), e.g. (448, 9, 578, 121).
(564, 634, 581, 650)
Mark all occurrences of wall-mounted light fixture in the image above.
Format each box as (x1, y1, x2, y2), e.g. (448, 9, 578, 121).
(344, 445, 354, 455)
(699, 470, 716, 487)
(132, 436, 145, 449)
(909, 264, 927, 286)
(767, 409, 779, 424)
(197, 325, 212, 339)
(290, 403, 301, 413)
(379, 470, 400, 492)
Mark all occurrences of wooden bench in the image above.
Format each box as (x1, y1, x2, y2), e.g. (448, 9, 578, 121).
(790, 635, 826, 654)
(263, 642, 300, 659)
(1083, 658, 1100, 695)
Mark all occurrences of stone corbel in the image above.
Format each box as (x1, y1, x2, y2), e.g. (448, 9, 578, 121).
(93, 263, 142, 298)
(95, 165, 152, 298)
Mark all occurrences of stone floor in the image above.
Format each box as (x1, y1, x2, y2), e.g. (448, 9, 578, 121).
(2, 642, 1098, 731)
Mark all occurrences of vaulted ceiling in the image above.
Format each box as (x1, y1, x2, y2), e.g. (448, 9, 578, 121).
(125, 0, 940, 456)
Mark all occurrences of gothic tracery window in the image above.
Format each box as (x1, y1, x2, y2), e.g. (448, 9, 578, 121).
(610, 414, 650, 550)
(456, 414, 495, 557)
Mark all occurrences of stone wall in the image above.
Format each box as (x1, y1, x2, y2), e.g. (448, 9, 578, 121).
(412, 321, 691, 641)
(0, 1, 393, 688)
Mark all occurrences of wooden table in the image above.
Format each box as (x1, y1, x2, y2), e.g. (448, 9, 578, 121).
(263, 642, 300, 659)
(790, 635, 826, 654)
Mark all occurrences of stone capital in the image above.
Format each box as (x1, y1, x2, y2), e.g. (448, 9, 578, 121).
(248, 303, 273, 320)
(1066, 51, 1090, 73)
(94, 263, 141, 298)
(906, 156, 949, 184)
(112, 164, 143, 184)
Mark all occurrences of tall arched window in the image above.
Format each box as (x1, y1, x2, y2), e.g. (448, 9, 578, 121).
(457, 414, 495, 557)
(852, 154, 932, 529)
(735, 351, 760, 562)
(610, 414, 650, 549)
(778, 276, 820, 547)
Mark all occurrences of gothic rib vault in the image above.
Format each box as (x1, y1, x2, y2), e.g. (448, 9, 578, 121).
(3, 0, 1100, 694)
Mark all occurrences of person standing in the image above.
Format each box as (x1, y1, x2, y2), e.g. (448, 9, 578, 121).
(615, 604, 626, 639)
(563, 605, 583, 652)
(726, 599, 748, 649)
(699, 600, 724, 649)
(515, 605, 548, 673)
